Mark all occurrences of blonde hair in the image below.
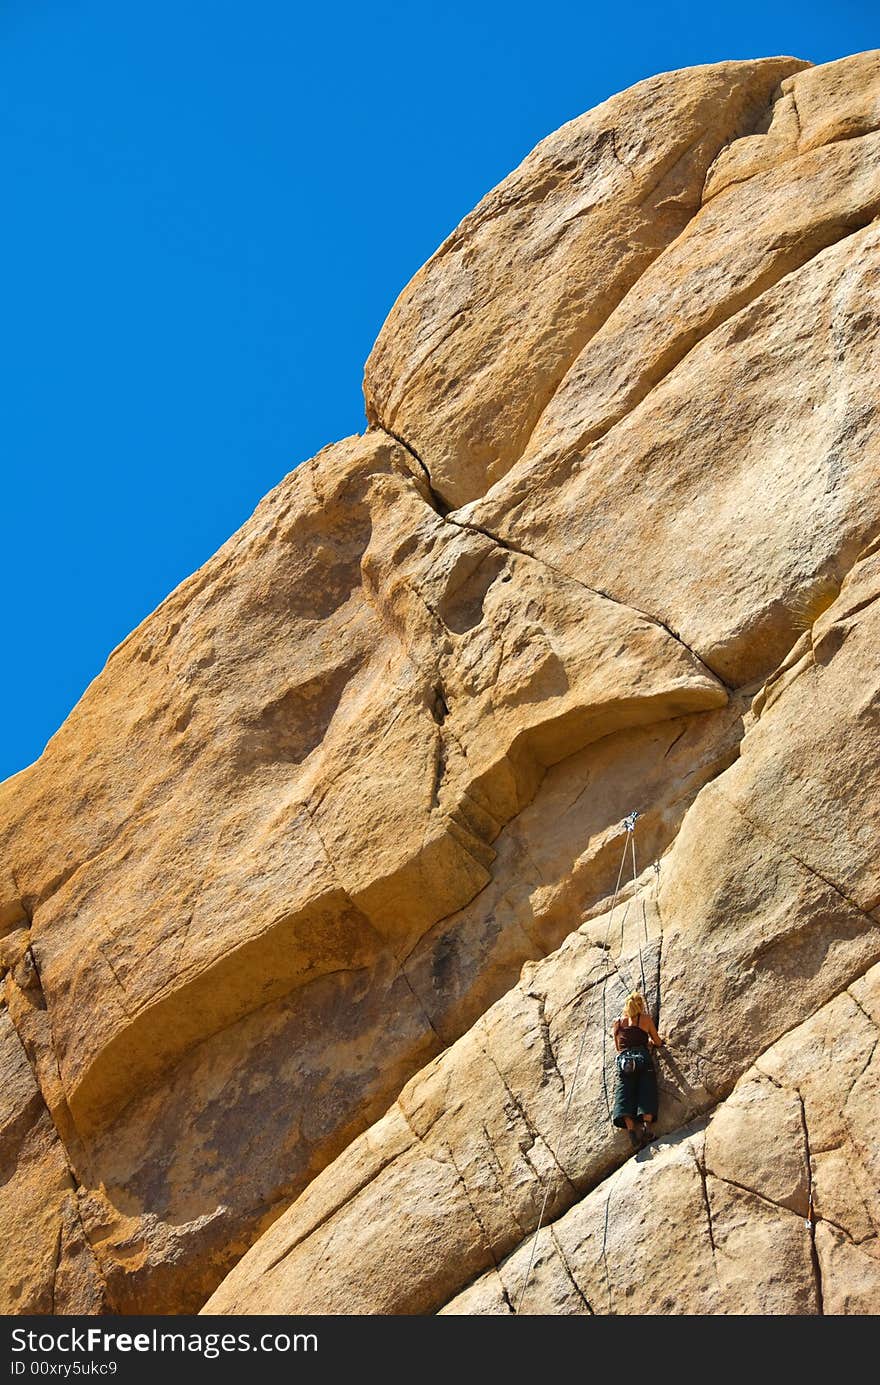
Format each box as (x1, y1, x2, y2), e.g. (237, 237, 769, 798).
(623, 992, 646, 1021)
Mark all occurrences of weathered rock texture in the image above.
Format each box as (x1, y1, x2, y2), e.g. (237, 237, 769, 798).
(2, 51, 879, 1315)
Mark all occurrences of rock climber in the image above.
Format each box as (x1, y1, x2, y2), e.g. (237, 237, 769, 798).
(611, 990, 664, 1149)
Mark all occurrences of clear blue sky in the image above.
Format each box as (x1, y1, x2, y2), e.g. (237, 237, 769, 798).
(2, 2, 874, 780)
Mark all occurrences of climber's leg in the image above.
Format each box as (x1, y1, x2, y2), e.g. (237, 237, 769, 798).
(612, 1071, 637, 1129)
(636, 1061, 658, 1133)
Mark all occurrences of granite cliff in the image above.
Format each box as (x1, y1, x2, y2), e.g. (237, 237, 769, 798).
(2, 50, 879, 1315)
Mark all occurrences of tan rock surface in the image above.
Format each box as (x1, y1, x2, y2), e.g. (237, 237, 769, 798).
(461, 213, 880, 687)
(364, 58, 806, 507)
(0, 1008, 105, 1314)
(703, 51, 880, 200)
(210, 961, 878, 1316)
(524, 130, 880, 473)
(204, 550, 880, 1314)
(2, 50, 880, 1315)
(0, 433, 724, 1310)
(489, 962, 880, 1316)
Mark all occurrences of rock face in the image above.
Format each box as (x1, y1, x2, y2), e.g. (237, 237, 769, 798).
(2, 51, 879, 1316)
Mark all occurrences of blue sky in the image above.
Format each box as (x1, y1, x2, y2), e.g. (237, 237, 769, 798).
(2, 1, 875, 780)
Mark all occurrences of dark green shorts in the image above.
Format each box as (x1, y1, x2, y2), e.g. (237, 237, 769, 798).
(611, 1050, 657, 1127)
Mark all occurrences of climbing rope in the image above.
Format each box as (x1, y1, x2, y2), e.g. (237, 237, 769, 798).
(602, 811, 642, 1119)
(630, 829, 648, 998)
(516, 810, 647, 1313)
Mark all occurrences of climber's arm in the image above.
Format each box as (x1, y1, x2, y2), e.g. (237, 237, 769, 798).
(643, 1013, 664, 1047)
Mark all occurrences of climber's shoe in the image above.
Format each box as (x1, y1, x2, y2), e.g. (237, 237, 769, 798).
(627, 1129, 641, 1150)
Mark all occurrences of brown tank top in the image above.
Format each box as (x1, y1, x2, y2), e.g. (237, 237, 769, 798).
(616, 1017, 649, 1050)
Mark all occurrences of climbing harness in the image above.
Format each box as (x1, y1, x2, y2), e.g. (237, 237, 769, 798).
(616, 1049, 644, 1077)
(516, 809, 658, 1313)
